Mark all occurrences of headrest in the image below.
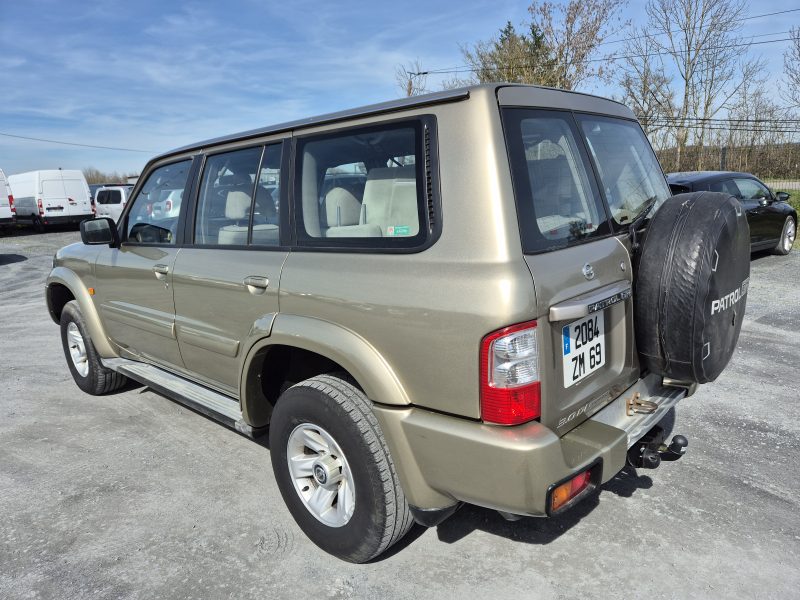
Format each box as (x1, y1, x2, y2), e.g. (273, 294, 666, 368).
(225, 191, 251, 220)
(325, 187, 361, 226)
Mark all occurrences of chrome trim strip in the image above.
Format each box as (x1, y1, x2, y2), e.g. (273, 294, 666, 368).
(549, 280, 632, 322)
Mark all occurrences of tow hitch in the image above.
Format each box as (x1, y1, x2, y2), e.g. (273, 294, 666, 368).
(627, 425, 688, 469)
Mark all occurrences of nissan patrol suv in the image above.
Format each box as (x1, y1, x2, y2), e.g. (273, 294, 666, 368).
(46, 85, 750, 563)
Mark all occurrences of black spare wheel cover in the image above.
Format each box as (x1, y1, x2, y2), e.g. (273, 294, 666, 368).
(635, 191, 750, 383)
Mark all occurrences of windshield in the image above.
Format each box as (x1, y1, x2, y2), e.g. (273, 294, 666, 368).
(576, 114, 671, 225)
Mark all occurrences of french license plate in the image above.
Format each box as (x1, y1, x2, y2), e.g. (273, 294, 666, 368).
(562, 312, 605, 388)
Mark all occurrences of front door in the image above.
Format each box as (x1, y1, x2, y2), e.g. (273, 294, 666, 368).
(93, 158, 193, 369)
(172, 143, 288, 395)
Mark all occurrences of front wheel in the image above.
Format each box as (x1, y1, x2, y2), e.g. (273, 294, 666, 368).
(269, 374, 413, 563)
(773, 216, 796, 255)
(60, 300, 127, 395)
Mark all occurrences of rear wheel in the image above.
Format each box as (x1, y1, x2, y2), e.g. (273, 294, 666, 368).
(773, 216, 796, 255)
(60, 300, 127, 395)
(269, 374, 413, 563)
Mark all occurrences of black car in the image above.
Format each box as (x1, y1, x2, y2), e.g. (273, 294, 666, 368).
(667, 171, 796, 255)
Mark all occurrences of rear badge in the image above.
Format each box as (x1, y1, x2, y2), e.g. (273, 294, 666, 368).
(582, 263, 595, 280)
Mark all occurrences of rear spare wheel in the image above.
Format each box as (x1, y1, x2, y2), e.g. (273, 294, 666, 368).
(634, 192, 750, 384)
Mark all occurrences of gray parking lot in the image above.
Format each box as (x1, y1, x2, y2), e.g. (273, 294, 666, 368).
(1, 227, 798, 600)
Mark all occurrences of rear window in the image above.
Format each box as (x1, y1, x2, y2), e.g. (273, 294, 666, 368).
(576, 115, 671, 225)
(503, 109, 610, 253)
(97, 189, 122, 204)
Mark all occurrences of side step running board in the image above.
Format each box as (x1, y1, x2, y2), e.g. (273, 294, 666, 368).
(101, 358, 265, 438)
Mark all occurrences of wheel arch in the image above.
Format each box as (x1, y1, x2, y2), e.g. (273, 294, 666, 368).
(239, 314, 410, 428)
(46, 267, 117, 357)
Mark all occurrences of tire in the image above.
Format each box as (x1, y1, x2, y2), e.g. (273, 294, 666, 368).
(773, 216, 796, 255)
(269, 374, 413, 563)
(60, 300, 127, 395)
(634, 192, 750, 383)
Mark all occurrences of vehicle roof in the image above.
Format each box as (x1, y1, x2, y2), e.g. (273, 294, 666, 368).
(8, 169, 86, 179)
(666, 171, 756, 183)
(153, 83, 632, 163)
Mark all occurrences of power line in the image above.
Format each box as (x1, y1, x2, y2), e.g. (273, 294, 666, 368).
(416, 36, 794, 76)
(0, 131, 154, 153)
(412, 5, 800, 76)
(596, 7, 800, 48)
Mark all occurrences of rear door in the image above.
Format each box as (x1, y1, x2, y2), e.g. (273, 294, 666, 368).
(62, 176, 92, 218)
(733, 177, 776, 244)
(502, 106, 672, 434)
(172, 142, 288, 395)
(41, 177, 69, 219)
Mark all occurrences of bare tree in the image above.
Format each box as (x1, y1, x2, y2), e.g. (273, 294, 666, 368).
(644, 0, 750, 169)
(784, 27, 800, 108)
(529, 0, 628, 90)
(395, 60, 428, 97)
(618, 27, 675, 148)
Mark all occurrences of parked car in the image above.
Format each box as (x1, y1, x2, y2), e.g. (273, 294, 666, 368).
(8, 169, 93, 231)
(0, 168, 15, 227)
(94, 185, 134, 223)
(667, 171, 796, 254)
(47, 84, 751, 563)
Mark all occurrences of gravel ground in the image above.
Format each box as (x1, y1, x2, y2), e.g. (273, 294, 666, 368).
(1, 226, 799, 600)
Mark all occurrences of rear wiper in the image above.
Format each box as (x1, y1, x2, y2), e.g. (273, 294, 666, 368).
(629, 197, 657, 252)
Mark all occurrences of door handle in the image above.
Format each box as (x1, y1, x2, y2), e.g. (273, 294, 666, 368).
(153, 264, 169, 280)
(244, 276, 269, 293)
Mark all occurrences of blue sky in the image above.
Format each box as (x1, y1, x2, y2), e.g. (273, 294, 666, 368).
(0, 0, 797, 176)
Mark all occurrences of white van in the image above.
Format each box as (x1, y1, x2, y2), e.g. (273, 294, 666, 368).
(7, 169, 93, 230)
(94, 185, 134, 222)
(0, 168, 15, 227)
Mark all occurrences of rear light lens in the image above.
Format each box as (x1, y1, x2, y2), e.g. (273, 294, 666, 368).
(165, 199, 172, 213)
(480, 320, 540, 425)
(8, 194, 15, 214)
(37, 198, 44, 216)
(551, 469, 593, 513)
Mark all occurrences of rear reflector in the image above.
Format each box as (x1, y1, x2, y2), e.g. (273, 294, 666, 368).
(551, 470, 593, 513)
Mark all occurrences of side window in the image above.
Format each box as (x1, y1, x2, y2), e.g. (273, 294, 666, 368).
(194, 144, 280, 247)
(125, 160, 191, 245)
(709, 179, 741, 197)
(734, 178, 769, 200)
(296, 122, 426, 247)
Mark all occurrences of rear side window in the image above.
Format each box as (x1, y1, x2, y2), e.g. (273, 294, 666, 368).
(503, 109, 609, 253)
(709, 179, 741, 197)
(295, 121, 428, 249)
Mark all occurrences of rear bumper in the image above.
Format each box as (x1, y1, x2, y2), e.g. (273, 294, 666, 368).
(374, 373, 686, 517)
(0, 216, 14, 225)
(41, 214, 91, 225)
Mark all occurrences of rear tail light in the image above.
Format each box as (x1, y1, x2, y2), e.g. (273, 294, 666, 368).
(8, 194, 15, 214)
(37, 198, 44, 216)
(165, 199, 172, 213)
(480, 320, 540, 425)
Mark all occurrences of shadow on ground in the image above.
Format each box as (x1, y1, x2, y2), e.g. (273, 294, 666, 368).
(0, 253, 27, 265)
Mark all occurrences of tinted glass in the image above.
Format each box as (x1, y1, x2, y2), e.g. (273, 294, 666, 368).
(296, 122, 425, 247)
(125, 160, 191, 245)
(577, 115, 671, 225)
(194, 147, 264, 246)
(733, 178, 770, 200)
(504, 109, 609, 253)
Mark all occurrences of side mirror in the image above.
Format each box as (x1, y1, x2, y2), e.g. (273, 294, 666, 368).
(80, 217, 119, 246)
(775, 191, 791, 202)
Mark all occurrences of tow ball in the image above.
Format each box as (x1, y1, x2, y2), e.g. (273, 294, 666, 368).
(627, 425, 688, 469)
